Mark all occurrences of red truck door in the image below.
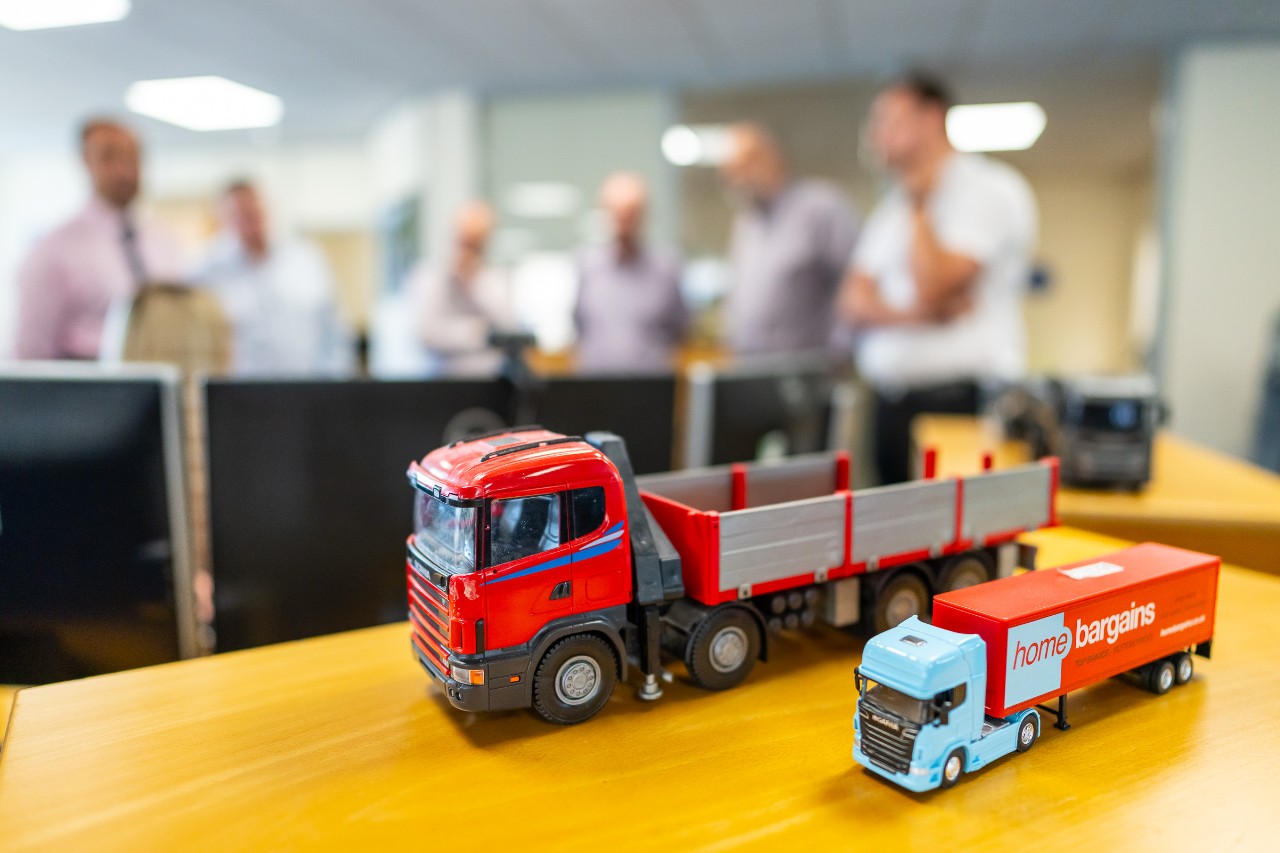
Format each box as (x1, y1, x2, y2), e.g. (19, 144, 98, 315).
(482, 492, 574, 650)
(568, 485, 632, 612)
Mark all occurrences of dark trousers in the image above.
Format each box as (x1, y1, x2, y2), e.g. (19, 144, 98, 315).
(874, 381, 980, 484)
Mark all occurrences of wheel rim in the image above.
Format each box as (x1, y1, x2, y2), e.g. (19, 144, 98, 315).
(1178, 657, 1193, 682)
(948, 559, 988, 591)
(1158, 665, 1174, 692)
(944, 754, 962, 781)
(709, 626, 749, 673)
(1020, 721, 1035, 746)
(555, 655, 602, 705)
(885, 587, 924, 627)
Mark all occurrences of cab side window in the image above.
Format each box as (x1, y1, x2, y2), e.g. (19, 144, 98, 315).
(489, 494, 562, 566)
(570, 487, 606, 539)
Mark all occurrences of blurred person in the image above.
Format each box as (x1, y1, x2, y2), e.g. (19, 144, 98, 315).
(839, 73, 1037, 483)
(193, 181, 353, 376)
(573, 172, 688, 373)
(405, 201, 518, 376)
(721, 123, 859, 356)
(13, 118, 185, 359)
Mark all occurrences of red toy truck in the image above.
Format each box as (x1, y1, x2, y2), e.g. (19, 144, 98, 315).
(854, 543, 1219, 791)
(406, 427, 1059, 724)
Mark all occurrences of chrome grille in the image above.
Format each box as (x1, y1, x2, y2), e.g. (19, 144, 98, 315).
(859, 704, 918, 774)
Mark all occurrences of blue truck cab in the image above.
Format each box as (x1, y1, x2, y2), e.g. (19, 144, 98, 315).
(853, 616, 1040, 792)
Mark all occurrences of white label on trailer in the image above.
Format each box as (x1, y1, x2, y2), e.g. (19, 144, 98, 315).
(1058, 561, 1124, 580)
(1004, 612, 1073, 709)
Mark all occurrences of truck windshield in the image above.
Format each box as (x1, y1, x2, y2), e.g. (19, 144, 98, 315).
(413, 491, 477, 575)
(863, 679, 929, 725)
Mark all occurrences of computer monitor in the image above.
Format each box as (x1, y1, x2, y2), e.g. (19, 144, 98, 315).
(683, 356, 836, 467)
(533, 374, 677, 474)
(0, 363, 195, 683)
(203, 378, 515, 651)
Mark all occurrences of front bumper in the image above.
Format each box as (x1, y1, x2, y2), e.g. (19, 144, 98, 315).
(853, 743, 939, 793)
(412, 640, 533, 713)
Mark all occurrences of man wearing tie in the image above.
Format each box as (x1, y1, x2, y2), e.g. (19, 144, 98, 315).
(12, 118, 184, 360)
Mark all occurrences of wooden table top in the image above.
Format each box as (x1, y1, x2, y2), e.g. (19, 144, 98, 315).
(914, 415, 1280, 572)
(1, 526, 1273, 851)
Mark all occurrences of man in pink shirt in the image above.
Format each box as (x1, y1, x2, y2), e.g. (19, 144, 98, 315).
(12, 118, 184, 360)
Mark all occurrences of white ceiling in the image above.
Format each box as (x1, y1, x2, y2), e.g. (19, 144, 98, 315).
(0, 0, 1276, 152)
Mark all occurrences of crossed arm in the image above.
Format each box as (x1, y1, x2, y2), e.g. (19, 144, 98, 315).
(839, 206, 980, 329)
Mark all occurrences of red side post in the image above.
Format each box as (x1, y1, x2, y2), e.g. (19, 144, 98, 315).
(730, 463, 748, 511)
(981, 451, 993, 472)
(834, 450, 851, 492)
(922, 447, 937, 480)
(1046, 456, 1060, 527)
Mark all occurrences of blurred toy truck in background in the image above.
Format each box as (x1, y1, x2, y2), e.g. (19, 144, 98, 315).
(854, 543, 1219, 792)
(405, 427, 1058, 724)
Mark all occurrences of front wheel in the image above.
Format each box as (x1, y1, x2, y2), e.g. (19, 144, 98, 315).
(940, 748, 966, 789)
(1015, 715, 1038, 753)
(532, 634, 617, 725)
(685, 607, 761, 691)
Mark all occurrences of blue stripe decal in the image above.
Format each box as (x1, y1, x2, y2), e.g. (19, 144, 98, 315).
(486, 535, 624, 585)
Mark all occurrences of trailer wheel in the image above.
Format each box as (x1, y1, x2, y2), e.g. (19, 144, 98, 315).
(1015, 716, 1038, 753)
(1173, 652, 1194, 685)
(1146, 659, 1176, 695)
(941, 552, 994, 592)
(873, 572, 930, 633)
(531, 634, 616, 725)
(940, 748, 966, 789)
(685, 607, 761, 691)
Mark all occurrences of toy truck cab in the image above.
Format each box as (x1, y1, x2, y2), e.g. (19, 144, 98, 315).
(406, 429, 636, 720)
(854, 617, 1039, 792)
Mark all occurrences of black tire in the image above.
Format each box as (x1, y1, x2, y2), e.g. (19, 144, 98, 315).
(941, 552, 995, 592)
(1173, 652, 1194, 685)
(1147, 659, 1176, 695)
(685, 607, 761, 691)
(531, 634, 616, 725)
(873, 571, 930, 634)
(940, 748, 966, 789)
(1015, 715, 1038, 753)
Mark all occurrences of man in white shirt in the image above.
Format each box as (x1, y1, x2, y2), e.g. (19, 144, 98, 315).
(404, 201, 519, 377)
(194, 181, 353, 376)
(839, 74, 1037, 483)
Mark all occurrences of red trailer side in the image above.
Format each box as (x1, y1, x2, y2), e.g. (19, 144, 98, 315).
(934, 543, 1219, 718)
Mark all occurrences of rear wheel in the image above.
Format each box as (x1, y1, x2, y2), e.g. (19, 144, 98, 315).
(1173, 652, 1194, 685)
(874, 572, 930, 633)
(1146, 659, 1176, 695)
(941, 552, 994, 592)
(940, 748, 966, 789)
(686, 607, 761, 691)
(532, 634, 616, 725)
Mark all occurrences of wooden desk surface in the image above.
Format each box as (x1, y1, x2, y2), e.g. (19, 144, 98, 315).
(915, 414, 1280, 572)
(0, 526, 1273, 851)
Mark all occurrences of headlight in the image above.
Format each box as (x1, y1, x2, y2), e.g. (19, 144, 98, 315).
(450, 664, 485, 685)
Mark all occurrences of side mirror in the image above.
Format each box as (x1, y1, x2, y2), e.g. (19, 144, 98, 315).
(854, 668, 865, 695)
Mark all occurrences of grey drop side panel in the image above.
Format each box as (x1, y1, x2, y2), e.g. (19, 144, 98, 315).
(852, 480, 956, 564)
(962, 465, 1052, 542)
(635, 467, 733, 513)
(717, 495, 846, 591)
(744, 453, 839, 508)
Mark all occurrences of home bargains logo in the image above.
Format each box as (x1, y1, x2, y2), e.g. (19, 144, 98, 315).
(1004, 613, 1073, 709)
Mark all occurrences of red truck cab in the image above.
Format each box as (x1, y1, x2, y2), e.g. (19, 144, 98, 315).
(407, 429, 638, 718)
